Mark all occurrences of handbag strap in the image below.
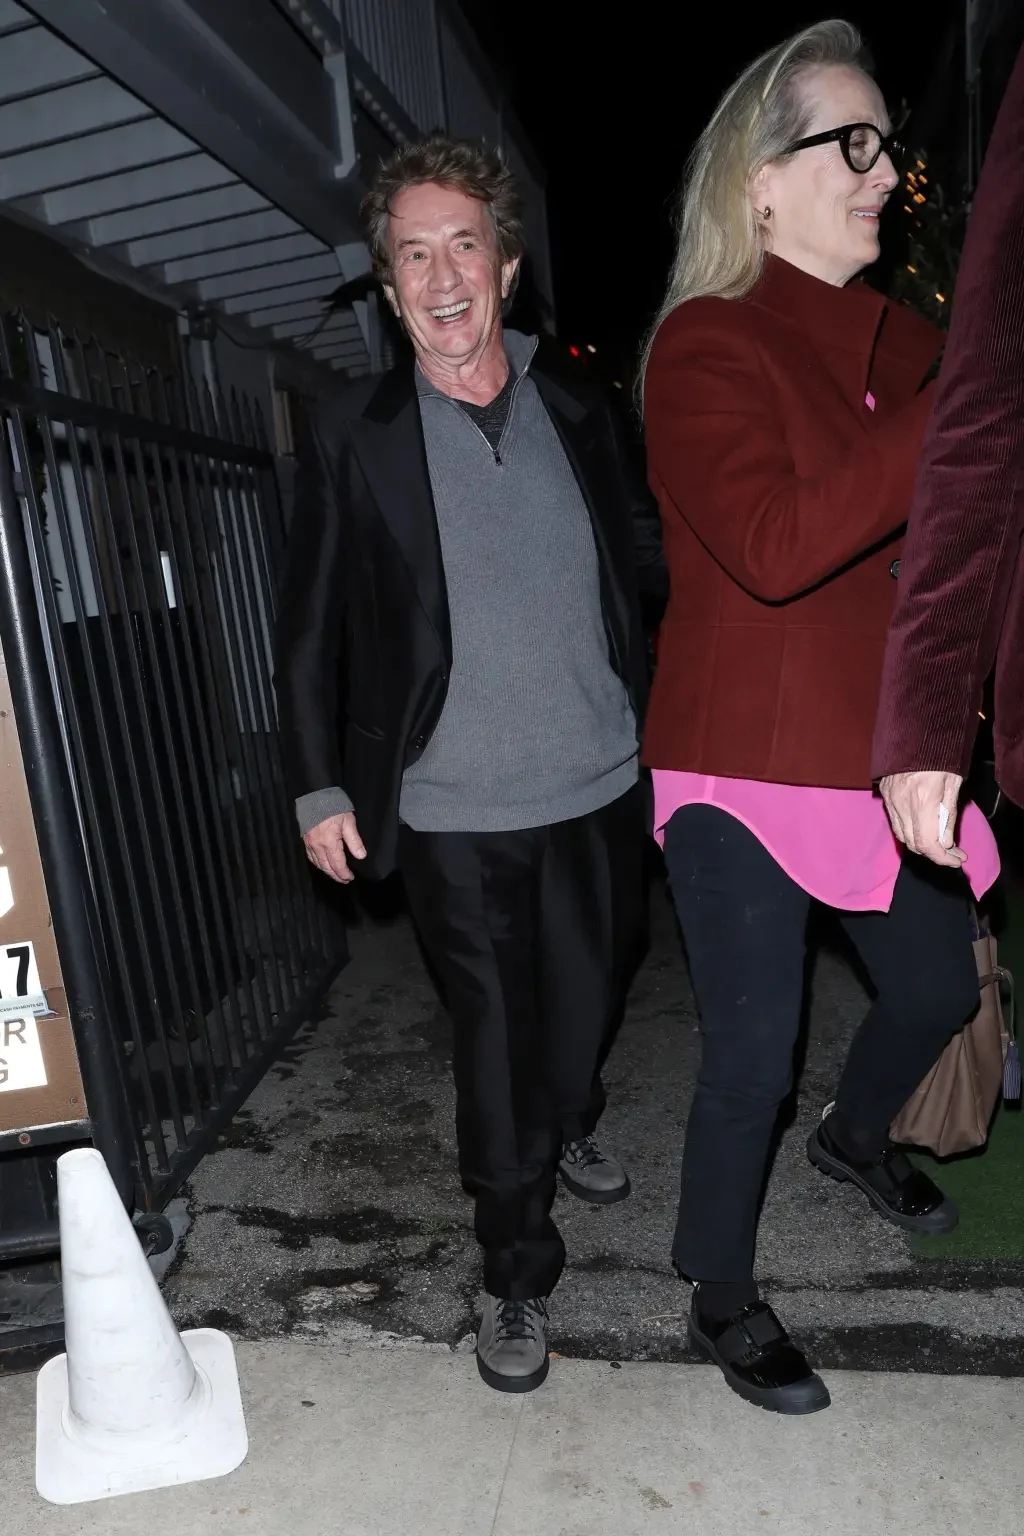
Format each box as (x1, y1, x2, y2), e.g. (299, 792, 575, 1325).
(979, 964, 1016, 1042)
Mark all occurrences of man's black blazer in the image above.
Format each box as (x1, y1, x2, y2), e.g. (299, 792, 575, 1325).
(274, 350, 662, 879)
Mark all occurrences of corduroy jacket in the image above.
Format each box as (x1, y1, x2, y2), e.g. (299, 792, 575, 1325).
(872, 47, 1024, 805)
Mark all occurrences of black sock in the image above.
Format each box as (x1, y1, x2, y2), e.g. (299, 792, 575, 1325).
(693, 1279, 760, 1320)
(826, 1107, 890, 1162)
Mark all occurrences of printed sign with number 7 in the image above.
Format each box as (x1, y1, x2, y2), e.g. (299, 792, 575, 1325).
(0, 939, 47, 1015)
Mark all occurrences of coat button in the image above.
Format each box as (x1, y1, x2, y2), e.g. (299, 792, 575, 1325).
(889, 559, 901, 579)
(411, 734, 425, 751)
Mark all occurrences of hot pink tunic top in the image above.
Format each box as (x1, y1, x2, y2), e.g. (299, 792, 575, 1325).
(653, 771, 1000, 911)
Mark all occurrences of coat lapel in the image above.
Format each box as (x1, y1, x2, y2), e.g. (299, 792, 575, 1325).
(348, 365, 452, 665)
(533, 370, 628, 623)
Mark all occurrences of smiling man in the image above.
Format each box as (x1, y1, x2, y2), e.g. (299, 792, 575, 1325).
(274, 136, 661, 1392)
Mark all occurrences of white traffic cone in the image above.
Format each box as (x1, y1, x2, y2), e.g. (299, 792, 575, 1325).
(35, 1147, 248, 1504)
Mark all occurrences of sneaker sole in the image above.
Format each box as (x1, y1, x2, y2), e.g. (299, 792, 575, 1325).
(558, 1167, 632, 1205)
(688, 1319, 831, 1416)
(807, 1130, 959, 1235)
(476, 1351, 550, 1393)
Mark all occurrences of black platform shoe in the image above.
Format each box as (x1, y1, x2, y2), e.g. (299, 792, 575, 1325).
(689, 1294, 831, 1415)
(807, 1109, 959, 1235)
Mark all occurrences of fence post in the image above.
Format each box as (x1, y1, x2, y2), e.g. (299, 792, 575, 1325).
(0, 425, 138, 1210)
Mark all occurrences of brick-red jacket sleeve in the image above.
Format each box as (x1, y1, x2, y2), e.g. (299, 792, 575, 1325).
(644, 308, 934, 604)
(871, 47, 1024, 781)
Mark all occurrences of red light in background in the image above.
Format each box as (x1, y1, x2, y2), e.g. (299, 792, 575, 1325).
(568, 345, 580, 358)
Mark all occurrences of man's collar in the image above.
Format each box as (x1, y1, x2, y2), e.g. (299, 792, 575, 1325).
(414, 328, 539, 400)
(361, 330, 542, 426)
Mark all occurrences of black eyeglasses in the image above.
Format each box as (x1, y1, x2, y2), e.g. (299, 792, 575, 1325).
(784, 122, 905, 174)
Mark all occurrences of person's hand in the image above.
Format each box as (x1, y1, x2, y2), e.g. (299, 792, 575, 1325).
(302, 811, 366, 884)
(879, 771, 966, 868)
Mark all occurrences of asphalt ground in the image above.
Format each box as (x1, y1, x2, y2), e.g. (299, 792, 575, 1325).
(165, 870, 1024, 1378)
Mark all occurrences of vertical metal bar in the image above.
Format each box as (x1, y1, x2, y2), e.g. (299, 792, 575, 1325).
(380, 0, 399, 115)
(199, 428, 301, 1022)
(148, 421, 267, 1072)
(241, 397, 335, 963)
(215, 397, 310, 1001)
(0, 319, 347, 1209)
(196, 394, 287, 1021)
(57, 370, 210, 1133)
(154, 374, 273, 1061)
(369, 0, 386, 100)
(233, 394, 317, 949)
(0, 322, 165, 1179)
(0, 322, 95, 889)
(10, 395, 175, 1180)
(84, 348, 220, 1102)
(178, 434, 285, 1044)
(431, 0, 449, 131)
(0, 422, 138, 1208)
(39, 330, 193, 1152)
(132, 363, 248, 1078)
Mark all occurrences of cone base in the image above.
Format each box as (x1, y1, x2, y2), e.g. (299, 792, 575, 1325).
(35, 1327, 248, 1505)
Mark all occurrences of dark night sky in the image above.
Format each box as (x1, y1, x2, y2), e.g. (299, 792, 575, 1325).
(459, 2, 962, 373)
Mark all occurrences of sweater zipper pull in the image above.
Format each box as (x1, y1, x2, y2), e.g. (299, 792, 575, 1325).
(493, 448, 502, 466)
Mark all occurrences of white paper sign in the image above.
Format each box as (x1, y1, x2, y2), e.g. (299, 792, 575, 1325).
(0, 939, 47, 1016)
(0, 1013, 48, 1092)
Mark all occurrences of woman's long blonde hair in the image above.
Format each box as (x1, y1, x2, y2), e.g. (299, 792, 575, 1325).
(637, 19, 870, 405)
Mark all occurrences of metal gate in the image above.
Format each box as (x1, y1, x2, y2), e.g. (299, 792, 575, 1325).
(0, 309, 346, 1218)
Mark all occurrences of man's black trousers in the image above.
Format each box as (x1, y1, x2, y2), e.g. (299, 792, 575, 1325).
(398, 784, 645, 1300)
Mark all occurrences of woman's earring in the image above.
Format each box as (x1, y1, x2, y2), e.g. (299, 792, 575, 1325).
(762, 205, 772, 220)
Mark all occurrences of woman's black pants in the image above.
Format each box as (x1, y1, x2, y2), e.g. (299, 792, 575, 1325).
(662, 804, 980, 1281)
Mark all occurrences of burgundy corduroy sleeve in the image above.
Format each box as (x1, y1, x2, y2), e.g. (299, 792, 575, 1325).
(871, 47, 1024, 786)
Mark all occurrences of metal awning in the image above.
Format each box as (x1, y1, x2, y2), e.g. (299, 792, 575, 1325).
(0, 1, 369, 374)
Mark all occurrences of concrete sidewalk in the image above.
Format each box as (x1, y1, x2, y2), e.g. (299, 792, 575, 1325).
(0, 1339, 1019, 1534)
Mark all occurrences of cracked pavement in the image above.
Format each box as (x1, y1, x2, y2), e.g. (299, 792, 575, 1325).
(165, 877, 1024, 1376)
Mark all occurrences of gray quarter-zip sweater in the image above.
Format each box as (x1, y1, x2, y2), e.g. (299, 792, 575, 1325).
(295, 330, 638, 836)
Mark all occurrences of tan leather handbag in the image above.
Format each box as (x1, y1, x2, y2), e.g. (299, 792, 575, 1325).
(891, 926, 1017, 1157)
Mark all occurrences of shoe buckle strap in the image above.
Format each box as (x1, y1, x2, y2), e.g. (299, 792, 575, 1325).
(718, 1308, 787, 1361)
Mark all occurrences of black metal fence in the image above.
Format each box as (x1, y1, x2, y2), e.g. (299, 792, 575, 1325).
(0, 310, 346, 1216)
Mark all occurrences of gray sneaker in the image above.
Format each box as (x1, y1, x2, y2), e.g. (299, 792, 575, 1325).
(476, 1296, 549, 1393)
(559, 1135, 631, 1205)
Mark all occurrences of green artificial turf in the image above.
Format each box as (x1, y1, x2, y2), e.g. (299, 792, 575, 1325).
(911, 868, 1024, 1263)
(911, 1102, 1024, 1262)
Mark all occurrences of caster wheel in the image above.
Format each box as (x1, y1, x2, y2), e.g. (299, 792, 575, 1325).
(133, 1212, 175, 1256)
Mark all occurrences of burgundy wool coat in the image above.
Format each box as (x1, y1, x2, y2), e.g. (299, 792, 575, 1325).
(642, 254, 942, 788)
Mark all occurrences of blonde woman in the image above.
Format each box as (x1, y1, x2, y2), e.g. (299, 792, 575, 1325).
(641, 20, 999, 1413)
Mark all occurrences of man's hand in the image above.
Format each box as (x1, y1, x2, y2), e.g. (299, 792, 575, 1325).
(303, 811, 366, 884)
(879, 771, 966, 868)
